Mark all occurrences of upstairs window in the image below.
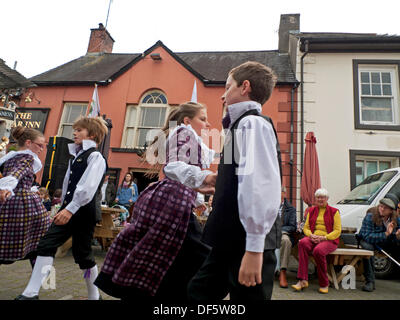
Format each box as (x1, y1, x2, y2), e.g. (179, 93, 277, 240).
(58, 103, 88, 139)
(122, 91, 168, 148)
(353, 60, 400, 130)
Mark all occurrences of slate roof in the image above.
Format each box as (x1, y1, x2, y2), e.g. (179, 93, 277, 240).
(0, 59, 36, 89)
(293, 32, 400, 52)
(30, 41, 297, 86)
(176, 51, 297, 84)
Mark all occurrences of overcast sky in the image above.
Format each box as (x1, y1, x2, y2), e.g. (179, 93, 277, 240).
(2, 0, 399, 78)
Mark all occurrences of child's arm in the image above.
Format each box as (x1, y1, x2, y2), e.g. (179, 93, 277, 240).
(131, 184, 139, 202)
(53, 151, 106, 225)
(0, 155, 34, 201)
(236, 116, 281, 286)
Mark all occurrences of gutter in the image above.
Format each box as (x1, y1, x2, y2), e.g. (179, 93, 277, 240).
(289, 81, 299, 204)
(299, 40, 309, 220)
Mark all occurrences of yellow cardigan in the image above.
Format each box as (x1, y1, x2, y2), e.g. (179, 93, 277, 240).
(303, 207, 341, 240)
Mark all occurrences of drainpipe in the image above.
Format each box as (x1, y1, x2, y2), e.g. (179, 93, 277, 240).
(289, 82, 299, 204)
(300, 40, 309, 221)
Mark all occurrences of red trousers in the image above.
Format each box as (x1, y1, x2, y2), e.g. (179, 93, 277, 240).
(297, 237, 337, 287)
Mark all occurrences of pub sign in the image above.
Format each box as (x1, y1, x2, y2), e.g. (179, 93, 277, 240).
(14, 107, 50, 133)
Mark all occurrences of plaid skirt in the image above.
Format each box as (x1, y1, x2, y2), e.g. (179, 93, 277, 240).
(0, 189, 50, 261)
(99, 178, 196, 296)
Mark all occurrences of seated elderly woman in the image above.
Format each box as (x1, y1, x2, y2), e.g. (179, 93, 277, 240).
(292, 188, 341, 294)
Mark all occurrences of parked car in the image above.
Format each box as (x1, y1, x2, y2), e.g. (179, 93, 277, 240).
(336, 167, 400, 279)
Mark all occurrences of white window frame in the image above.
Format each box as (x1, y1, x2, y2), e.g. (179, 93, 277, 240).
(121, 91, 170, 149)
(358, 65, 399, 125)
(58, 103, 88, 139)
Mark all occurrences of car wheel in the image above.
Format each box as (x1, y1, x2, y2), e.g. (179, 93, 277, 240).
(374, 256, 395, 279)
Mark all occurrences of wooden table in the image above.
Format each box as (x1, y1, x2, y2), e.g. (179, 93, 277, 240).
(94, 206, 126, 251)
(55, 206, 126, 257)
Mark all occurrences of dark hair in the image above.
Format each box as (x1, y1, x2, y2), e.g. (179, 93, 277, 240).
(229, 61, 277, 105)
(120, 172, 133, 188)
(53, 188, 62, 198)
(11, 126, 44, 147)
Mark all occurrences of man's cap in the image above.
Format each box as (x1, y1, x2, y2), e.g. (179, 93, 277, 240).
(379, 193, 399, 210)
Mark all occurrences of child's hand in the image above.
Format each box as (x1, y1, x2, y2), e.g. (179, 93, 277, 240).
(0, 190, 11, 202)
(238, 251, 263, 287)
(203, 172, 217, 187)
(53, 209, 73, 225)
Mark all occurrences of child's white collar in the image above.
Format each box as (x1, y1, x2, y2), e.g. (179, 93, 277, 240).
(0, 149, 42, 173)
(68, 139, 97, 156)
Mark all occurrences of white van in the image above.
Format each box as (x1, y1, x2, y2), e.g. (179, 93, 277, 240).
(336, 167, 400, 231)
(335, 167, 400, 278)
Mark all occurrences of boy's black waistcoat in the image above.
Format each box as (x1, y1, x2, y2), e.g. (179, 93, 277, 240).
(60, 147, 106, 221)
(202, 110, 282, 252)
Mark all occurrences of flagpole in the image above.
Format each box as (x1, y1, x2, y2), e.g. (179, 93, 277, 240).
(105, 0, 113, 29)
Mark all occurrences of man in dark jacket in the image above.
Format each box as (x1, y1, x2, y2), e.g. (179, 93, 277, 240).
(101, 173, 116, 206)
(358, 193, 400, 292)
(277, 187, 297, 288)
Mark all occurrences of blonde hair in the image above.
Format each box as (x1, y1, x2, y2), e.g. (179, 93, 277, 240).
(11, 126, 44, 147)
(72, 117, 108, 144)
(38, 187, 50, 200)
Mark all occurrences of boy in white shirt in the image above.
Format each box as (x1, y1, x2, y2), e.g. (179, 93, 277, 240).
(16, 117, 108, 300)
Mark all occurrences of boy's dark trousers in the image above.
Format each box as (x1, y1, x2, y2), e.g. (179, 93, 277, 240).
(36, 209, 97, 270)
(187, 247, 276, 301)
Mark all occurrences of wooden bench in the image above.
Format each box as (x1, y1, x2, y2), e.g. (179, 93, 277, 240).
(326, 248, 373, 290)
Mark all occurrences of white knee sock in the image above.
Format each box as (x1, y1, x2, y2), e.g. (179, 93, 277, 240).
(83, 265, 100, 300)
(22, 256, 54, 297)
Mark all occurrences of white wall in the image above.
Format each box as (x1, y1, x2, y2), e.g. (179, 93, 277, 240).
(296, 49, 400, 206)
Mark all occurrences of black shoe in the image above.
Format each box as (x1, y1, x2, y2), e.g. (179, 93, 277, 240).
(14, 294, 39, 300)
(362, 282, 374, 292)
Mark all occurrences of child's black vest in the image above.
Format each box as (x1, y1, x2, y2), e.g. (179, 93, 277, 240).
(60, 147, 106, 221)
(202, 109, 282, 252)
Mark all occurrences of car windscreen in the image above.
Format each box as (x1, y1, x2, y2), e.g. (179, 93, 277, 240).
(338, 171, 397, 205)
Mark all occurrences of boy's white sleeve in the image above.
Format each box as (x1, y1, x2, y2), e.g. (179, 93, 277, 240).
(236, 116, 281, 253)
(164, 161, 212, 189)
(65, 152, 106, 214)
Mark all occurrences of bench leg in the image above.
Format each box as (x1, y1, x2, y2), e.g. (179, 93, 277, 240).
(329, 264, 339, 290)
(337, 256, 360, 284)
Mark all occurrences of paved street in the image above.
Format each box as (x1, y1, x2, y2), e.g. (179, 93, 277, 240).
(0, 245, 399, 300)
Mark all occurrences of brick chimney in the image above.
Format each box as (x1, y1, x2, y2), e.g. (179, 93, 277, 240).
(87, 23, 115, 54)
(278, 14, 300, 53)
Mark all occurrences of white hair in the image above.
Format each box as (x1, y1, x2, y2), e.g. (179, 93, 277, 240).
(315, 188, 329, 198)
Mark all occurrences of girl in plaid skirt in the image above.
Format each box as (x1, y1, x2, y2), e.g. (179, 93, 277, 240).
(95, 102, 217, 301)
(0, 127, 50, 267)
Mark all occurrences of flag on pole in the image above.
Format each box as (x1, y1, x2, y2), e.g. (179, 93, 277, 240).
(191, 80, 197, 103)
(88, 84, 100, 118)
